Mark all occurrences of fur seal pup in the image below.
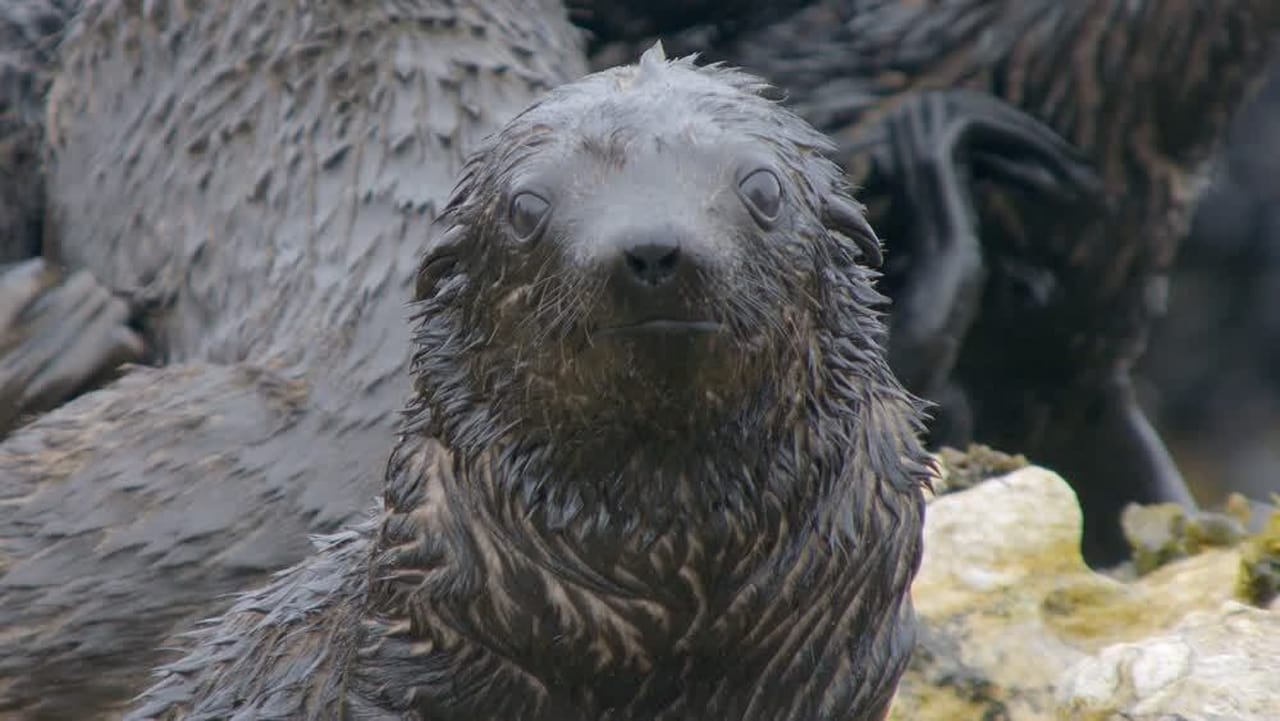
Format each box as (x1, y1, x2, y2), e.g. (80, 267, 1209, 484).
(127, 45, 933, 721)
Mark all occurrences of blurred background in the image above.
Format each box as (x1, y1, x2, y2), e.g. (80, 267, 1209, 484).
(1140, 65, 1280, 505)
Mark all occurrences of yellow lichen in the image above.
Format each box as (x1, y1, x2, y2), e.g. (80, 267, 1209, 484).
(1236, 505, 1280, 607)
(935, 444, 1031, 493)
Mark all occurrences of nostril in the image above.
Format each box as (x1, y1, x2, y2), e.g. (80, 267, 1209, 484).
(623, 242, 681, 286)
(625, 250, 649, 278)
(655, 247, 679, 273)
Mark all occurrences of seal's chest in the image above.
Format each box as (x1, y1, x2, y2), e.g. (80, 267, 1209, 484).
(439, 557, 870, 721)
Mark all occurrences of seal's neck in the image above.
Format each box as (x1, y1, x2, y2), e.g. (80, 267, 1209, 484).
(376, 412, 853, 609)
(360, 412, 925, 719)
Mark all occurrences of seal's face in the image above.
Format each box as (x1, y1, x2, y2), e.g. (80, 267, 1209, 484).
(508, 141, 785, 344)
(493, 132, 811, 426)
(417, 46, 884, 454)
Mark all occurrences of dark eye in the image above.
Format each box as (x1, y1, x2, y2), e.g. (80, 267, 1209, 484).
(739, 169, 782, 222)
(509, 191, 550, 242)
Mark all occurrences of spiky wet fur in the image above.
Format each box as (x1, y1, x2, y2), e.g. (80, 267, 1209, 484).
(128, 47, 933, 721)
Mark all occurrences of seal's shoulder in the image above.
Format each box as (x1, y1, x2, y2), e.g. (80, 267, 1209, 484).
(127, 523, 374, 720)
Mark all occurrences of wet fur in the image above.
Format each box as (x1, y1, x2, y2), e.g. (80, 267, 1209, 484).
(0, 1, 584, 717)
(129, 51, 932, 721)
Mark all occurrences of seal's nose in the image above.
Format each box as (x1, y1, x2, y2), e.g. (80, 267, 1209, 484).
(622, 241, 681, 288)
(602, 223, 703, 302)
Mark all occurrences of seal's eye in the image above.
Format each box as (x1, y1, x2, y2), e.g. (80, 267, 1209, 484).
(509, 191, 550, 242)
(739, 169, 782, 222)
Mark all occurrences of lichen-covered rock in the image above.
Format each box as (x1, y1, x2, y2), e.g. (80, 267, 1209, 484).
(1056, 601, 1280, 721)
(1237, 509, 1280, 606)
(934, 443, 1030, 494)
(894, 466, 1092, 721)
(892, 463, 1280, 721)
(1120, 499, 1252, 575)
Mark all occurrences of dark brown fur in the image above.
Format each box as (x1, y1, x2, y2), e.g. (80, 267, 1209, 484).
(128, 48, 932, 721)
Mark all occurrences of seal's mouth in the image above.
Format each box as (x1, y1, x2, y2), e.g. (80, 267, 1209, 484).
(593, 318, 723, 338)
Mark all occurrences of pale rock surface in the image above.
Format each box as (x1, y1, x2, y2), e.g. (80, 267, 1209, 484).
(890, 464, 1279, 721)
(1057, 601, 1280, 721)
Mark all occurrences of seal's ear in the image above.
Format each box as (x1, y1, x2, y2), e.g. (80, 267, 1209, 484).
(415, 224, 466, 301)
(823, 194, 884, 268)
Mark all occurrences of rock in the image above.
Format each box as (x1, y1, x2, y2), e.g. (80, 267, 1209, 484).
(891, 462, 1280, 721)
(1237, 509, 1280, 607)
(1120, 499, 1251, 575)
(934, 443, 1031, 494)
(896, 465, 1092, 721)
(1057, 601, 1280, 720)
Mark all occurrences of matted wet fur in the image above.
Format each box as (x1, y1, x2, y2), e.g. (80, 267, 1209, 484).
(0, 1, 585, 717)
(128, 46, 933, 721)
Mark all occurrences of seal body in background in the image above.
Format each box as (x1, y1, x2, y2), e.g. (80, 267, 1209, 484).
(127, 45, 933, 721)
(0, 1, 585, 717)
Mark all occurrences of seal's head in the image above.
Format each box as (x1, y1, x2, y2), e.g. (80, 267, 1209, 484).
(412, 44, 909, 511)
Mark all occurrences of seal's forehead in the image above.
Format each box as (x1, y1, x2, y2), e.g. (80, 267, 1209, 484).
(506, 50, 829, 155)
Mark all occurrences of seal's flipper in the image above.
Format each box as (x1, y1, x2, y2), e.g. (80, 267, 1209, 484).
(0, 259, 144, 436)
(866, 91, 1099, 404)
